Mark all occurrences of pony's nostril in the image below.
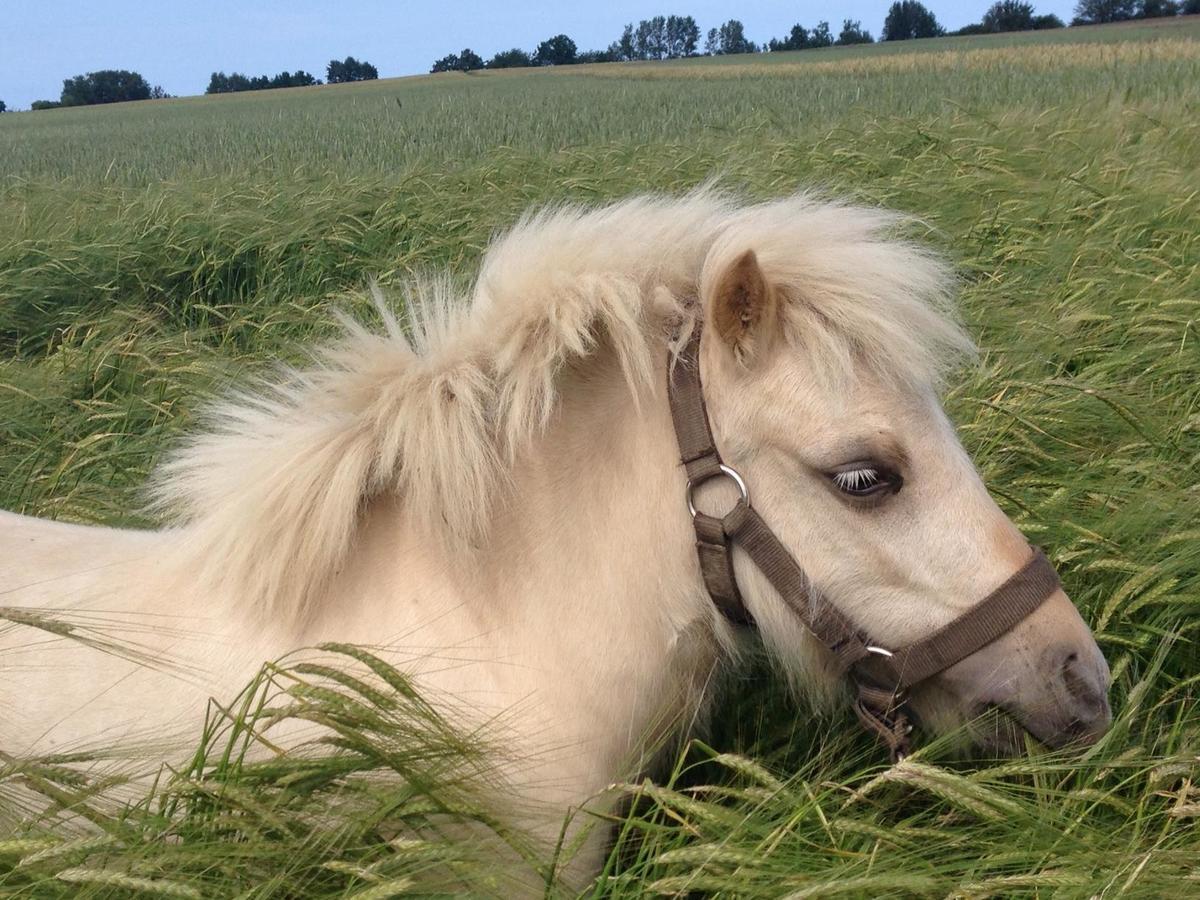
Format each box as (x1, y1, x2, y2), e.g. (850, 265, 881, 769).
(1061, 650, 1111, 732)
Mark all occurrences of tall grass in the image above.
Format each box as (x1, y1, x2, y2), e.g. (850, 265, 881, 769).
(0, 19, 1196, 183)
(0, 643, 545, 896)
(1, 17, 1198, 897)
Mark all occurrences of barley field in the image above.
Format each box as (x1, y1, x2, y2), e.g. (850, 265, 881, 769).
(1, 18, 1199, 897)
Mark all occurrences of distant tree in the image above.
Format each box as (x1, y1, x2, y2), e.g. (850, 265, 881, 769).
(430, 54, 460, 73)
(577, 47, 619, 63)
(612, 24, 635, 60)
(1138, 0, 1179, 14)
(60, 70, 151, 106)
(666, 15, 701, 56)
(622, 15, 698, 59)
(208, 72, 246, 93)
(707, 19, 756, 54)
(980, 0, 1036, 30)
(276, 70, 319, 87)
(534, 34, 577, 65)
(0, 100, 6, 113)
(634, 16, 667, 58)
(810, 21, 835, 47)
(769, 24, 811, 51)
(487, 47, 533, 68)
(883, 1, 944, 39)
(1072, 0, 1138, 22)
(210, 69, 320, 93)
(455, 48, 485, 71)
(326, 56, 378, 83)
(963, 2, 1065, 30)
(1181, 0, 1199, 11)
(31, 100, 62, 110)
(836, 19, 874, 44)
(149, 85, 171, 98)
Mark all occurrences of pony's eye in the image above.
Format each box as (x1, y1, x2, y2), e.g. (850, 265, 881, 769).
(829, 463, 900, 499)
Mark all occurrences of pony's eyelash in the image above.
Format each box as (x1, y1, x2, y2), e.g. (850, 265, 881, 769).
(833, 467, 880, 492)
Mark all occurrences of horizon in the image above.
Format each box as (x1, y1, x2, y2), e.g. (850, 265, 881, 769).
(0, 0, 1080, 111)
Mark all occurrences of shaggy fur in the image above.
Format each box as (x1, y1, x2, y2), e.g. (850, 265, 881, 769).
(151, 190, 974, 624)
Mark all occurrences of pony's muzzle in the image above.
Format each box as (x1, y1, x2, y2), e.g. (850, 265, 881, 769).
(998, 590, 1112, 749)
(1047, 642, 1112, 745)
(934, 587, 1112, 752)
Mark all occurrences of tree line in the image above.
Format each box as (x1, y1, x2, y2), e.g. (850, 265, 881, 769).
(5, 0, 1197, 112)
(1072, 0, 1198, 19)
(428, 0, 1199, 72)
(206, 70, 321, 95)
(23, 70, 168, 110)
(17, 56, 379, 111)
(877, 0, 1066, 42)
(431, 17, 836, 71)
(205, 57, 378, 95)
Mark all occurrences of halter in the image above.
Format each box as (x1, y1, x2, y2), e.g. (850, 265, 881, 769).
(668, 323, 1061, 760)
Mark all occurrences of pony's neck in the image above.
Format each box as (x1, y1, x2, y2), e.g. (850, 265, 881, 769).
(315, 339, 729, 790)
(510, 343, 718, 621)
(486, 341, 728, 748)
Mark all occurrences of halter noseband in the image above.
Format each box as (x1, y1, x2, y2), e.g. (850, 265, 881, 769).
(667, 323, 1061, 760)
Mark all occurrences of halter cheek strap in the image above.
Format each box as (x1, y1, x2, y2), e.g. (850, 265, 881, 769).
(668, 323, 1062, 760)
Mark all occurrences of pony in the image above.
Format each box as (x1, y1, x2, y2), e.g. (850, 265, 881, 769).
(0, 190, 1110, 881)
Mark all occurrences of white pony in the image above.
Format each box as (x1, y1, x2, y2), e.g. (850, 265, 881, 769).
(0, 191, 1109, 878)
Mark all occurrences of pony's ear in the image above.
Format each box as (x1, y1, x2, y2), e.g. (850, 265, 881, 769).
(707, 249, 777, 361)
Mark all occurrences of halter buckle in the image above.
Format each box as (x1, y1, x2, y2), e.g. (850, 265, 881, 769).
(686, 464, 749, 520)
(856, 644, 909, 708)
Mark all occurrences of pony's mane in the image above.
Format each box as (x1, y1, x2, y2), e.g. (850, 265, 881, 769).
(153, 190, 973, 621)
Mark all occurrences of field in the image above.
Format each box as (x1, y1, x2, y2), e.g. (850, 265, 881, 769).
(2, 17, 1199, 897)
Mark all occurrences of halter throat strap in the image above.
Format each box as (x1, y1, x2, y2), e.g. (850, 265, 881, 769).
(667, 322, 1061, 759)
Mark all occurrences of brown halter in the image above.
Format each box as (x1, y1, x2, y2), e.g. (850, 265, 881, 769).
(668, 323, 1062, 760)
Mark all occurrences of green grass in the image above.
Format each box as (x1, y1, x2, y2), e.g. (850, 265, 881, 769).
(2, 17, 1199, 897)
(2, 18, 1197, 183)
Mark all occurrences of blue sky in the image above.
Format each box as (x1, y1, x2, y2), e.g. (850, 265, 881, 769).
(1, 0, 1078, 110)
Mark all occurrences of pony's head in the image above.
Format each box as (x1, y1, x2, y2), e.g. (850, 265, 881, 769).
(691, 201, 1110, 752)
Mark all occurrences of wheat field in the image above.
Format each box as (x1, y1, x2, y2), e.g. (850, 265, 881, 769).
(1, 18, 1198, 897)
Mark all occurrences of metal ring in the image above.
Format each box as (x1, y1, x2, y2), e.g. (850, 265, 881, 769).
(686, 464, 749, 519)
(865, 645, 894, 658)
